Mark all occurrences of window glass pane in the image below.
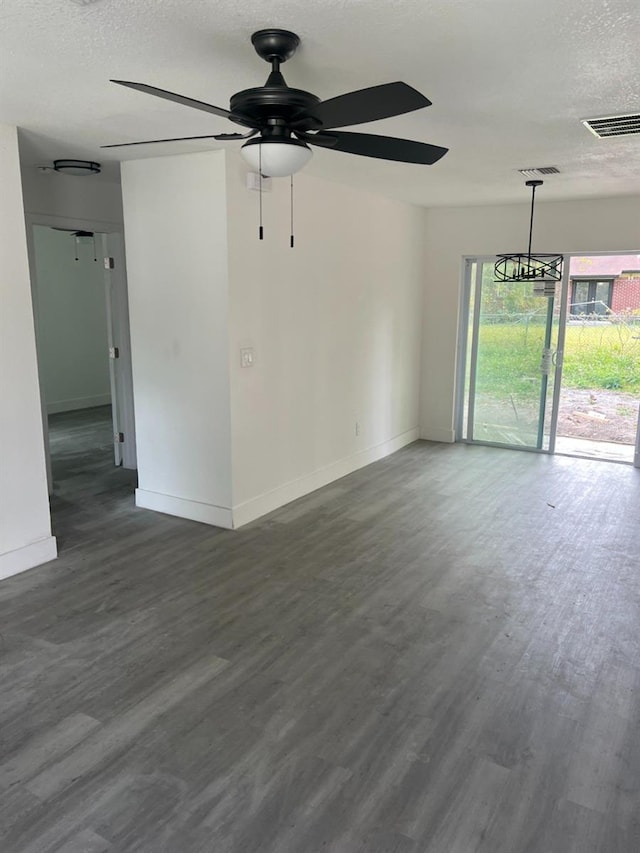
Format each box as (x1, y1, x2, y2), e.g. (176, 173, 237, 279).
(471, 264, 548, 447)
(594, 281, 611, 314)
(572, 282, 589, 314)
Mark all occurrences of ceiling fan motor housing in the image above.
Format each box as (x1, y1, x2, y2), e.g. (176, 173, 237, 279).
(230, 86, 321, 131)
(229, 30, 323, 133)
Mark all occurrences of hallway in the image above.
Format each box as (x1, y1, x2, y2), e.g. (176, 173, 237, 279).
(47, 406, 137, 552)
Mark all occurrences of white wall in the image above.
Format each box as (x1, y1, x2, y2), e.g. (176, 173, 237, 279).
(21, 166, 123, 224)
(121, 150, 233, 527)
(420, 195, 640, 442)
(32, 226, 111, 413)
(121, 149, 426, 529)
(226, 155, 426, 525)
(0, 124, 57, 578)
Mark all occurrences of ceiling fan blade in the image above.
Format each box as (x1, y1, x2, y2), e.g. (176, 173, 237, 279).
(293, 131, 337, 147)
(294, 82, 431, 131)
(110, 80, 251, 126)
(306, 130, 448, 165)
(101, 130, 257, 149)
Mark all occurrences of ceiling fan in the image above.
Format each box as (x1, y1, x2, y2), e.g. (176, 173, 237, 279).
(103, 28, 448, 177)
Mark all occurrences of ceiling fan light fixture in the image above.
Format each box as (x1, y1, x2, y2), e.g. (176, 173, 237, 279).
(241, 138, 312, 177)
(53, 159, 101, 176)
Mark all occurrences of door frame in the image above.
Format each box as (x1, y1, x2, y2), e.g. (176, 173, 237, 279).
(454, 259, 474, 443)
(455, 254, 566, 453)
(26, 213, 137, 491)
(102, 231, 137, 470)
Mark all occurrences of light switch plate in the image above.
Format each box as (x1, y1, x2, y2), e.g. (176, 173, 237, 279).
(240, 347, 255, 368)
(246, 172, 272, 192)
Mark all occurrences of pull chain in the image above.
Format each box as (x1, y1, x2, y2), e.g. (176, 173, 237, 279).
(259, 145, 264, 240)
(92, 233, 97, 262)
(290, 174, 294, 248)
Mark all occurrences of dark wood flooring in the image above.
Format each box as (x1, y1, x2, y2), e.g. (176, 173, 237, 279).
(46, 406, 137, 553)
(1, 413, 639, 852)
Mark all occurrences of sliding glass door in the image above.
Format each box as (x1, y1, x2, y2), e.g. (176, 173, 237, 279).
(459, 258, 562, 450)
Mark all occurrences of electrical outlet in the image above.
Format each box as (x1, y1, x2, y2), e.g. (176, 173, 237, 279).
(355, 421, 361, 436)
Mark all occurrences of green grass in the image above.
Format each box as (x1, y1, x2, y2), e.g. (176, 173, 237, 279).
(475, 321, 640, 395)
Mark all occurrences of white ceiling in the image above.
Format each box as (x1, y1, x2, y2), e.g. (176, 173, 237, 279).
(2, 0, 639, 207)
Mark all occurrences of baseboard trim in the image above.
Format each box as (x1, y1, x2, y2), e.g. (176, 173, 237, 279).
(135, 488, 233, 529)
(0, 536, 58, 581)
(47, 394, 111, 415)
(419, 426, 455, 443)
(232, 427, 420, 528)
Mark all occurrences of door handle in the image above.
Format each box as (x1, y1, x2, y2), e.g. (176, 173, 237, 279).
(540, 348, 554, 375)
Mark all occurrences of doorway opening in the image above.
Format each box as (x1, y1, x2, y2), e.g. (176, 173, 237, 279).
(29, 221, 137, 548)
(457, 254, 640, 467)
(554, 255, 640, 464)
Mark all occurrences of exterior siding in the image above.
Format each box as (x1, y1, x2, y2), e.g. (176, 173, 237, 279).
(611, 276, 640, 313)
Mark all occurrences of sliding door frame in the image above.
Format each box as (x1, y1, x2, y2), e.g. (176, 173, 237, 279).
(455, 259, 483, 443)
(546, 255, 570, 454)
(456, 254, 567, 454)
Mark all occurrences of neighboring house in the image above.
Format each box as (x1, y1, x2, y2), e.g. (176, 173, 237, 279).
(568, 255, 640, 316)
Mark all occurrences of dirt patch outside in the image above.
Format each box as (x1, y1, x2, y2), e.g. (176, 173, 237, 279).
(556, 388, 639, 444)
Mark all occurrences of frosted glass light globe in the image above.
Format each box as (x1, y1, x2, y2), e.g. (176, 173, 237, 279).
(241, 138, 312, 177)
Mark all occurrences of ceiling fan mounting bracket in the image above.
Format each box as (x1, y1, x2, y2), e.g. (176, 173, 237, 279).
(251, 29, 300, 65)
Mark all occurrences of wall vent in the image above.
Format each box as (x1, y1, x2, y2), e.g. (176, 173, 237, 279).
(517, 166, 560, 177)
(582, 114, 640, 138)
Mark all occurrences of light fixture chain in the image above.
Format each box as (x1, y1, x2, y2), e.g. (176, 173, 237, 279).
(290, 175, 294, 249)
(259, 144, 264, 240)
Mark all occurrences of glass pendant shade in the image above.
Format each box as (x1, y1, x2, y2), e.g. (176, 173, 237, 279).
(241, 138, 312, 177)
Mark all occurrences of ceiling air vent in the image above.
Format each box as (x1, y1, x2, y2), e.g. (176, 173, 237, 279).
(517, 166, 560, 177)
(582, 114, 640, 138)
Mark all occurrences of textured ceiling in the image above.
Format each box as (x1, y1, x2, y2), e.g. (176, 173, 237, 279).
(2, 0, 639, 206)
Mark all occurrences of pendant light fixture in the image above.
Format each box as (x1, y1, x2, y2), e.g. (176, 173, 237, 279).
(494, 180, 563, 286)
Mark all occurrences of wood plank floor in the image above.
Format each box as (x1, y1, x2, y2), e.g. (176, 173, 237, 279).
(1, 412, 639, 852)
